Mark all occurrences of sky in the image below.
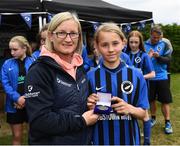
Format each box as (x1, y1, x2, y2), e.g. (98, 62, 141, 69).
(103, 0, 180, 25)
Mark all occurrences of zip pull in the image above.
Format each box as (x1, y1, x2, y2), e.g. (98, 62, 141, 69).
(77, 84, 80, 91)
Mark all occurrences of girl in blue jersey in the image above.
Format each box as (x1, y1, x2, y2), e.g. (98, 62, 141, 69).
(32, 23, 49, 60)
(87, 22, 149, 145)
(126, 30, 155, 145)
(87, 47, 101, 69)
(88, 47, 132, 71)
(1, 36, 34, 145)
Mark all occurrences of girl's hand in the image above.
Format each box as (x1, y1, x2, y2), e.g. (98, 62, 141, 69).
(14, 103, 22, 109)
(17, 96, 26, 108)
(111, 96, 132, 115)
(87, 93, 99, 110)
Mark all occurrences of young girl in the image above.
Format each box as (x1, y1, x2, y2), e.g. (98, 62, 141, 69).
(32, 23, 49, 60)
(1, 36, 34, 145)
(125, 30, 155, 145)
(125, 30, 155, 79)
(87, 22, 149, 145)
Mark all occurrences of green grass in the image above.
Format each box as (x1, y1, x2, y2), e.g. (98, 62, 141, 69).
(150, 73, 180, 145)
(0, 114, 28, 145)
(138, 73, 180, 145)
(0, 73, 180, 145)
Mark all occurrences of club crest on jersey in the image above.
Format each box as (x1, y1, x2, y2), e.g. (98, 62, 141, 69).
(121, 81, 133, 94)
(157, 46, 161, 52)
(135, 57, 141, 64)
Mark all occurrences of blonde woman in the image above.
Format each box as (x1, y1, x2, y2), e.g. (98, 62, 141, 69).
(1, 36, 34, 145)
(24, 12, 99, 145)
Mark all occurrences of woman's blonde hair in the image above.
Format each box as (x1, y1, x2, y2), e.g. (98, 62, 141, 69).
(10, 36, 32, 56)
(46, 11, 83, 54)
(94, 22, 125, 44)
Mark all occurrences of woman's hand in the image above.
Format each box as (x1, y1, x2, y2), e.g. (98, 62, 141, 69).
(82, 110, 99, 126)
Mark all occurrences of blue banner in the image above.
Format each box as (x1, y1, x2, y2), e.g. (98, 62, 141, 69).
(150, 20, 154, 28)
(20, 13, 32, 29)
(48, 13, 53, 22)
(47, 13, 55, 22)
(92, 22, 99, 31)
(137, 21, 146, 30)
(123, 24, 131, 33)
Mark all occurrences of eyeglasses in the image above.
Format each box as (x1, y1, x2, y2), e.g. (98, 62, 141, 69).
(52, 31, 79, 39)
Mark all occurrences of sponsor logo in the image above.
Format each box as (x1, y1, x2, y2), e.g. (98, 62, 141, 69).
(56, 77, 72, 87)
(135, 56, 141, 63)
(57, 78, 61, 83)
(25, 85, 40, 98)
(25, 91, 40, 98)
(8, 68, 13, 71)
(28, 85, 33, 92)
(121, 81, 133, 94)
(99, 113, 132, 121)
(18, 75, 25, 84)
(96, 86, 106, 91)
(81, 78, 86, 84)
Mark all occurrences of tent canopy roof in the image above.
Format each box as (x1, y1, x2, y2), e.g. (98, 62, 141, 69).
(0, 0, 152, 23)
(43, 0, 152, 23)
(0, 0, 41, 13)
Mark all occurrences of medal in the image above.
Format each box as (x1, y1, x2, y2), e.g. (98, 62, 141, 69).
(94, 92, 112, 115)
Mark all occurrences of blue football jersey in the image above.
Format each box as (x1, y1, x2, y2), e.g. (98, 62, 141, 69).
(120, 52, 132, 66)
(144, 39, 170, 80)
(126, 50, 154, 75)
(87, 62, 149, 145)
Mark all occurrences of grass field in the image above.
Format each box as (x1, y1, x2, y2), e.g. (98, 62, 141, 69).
(0, 73, 180, 145)
(150, 73, 180, 145)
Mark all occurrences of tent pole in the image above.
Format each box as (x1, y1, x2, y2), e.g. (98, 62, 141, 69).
(43, 17, 47, 26)
(39, 16, 43, 31)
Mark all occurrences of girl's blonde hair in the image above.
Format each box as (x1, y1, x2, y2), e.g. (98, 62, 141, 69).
(94, 22, 125, 44)
(10, 36, 32, 56)
(46, 11, 83, 54)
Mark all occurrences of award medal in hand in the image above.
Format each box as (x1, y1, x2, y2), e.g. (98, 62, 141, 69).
(94, 92, 112, 114)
